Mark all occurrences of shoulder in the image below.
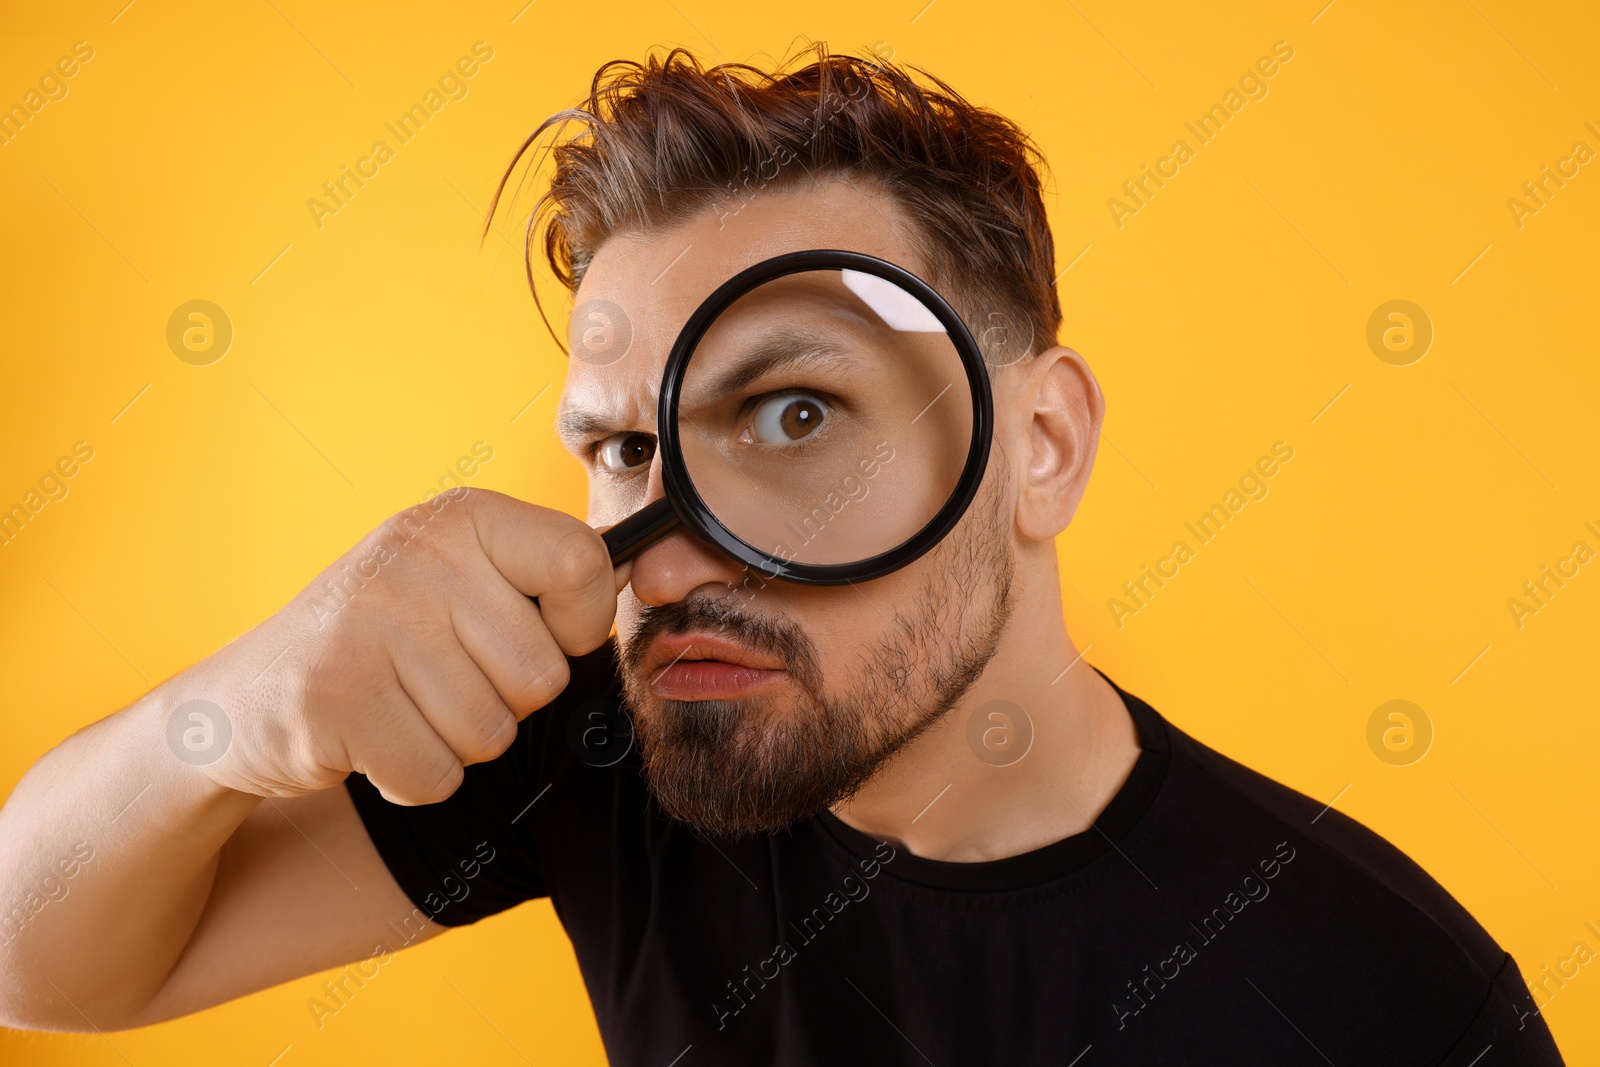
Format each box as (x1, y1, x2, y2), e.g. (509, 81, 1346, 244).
(1149, 694, 1508, 973)
(1107, 678, 1557, 1056)
(1177, 710, 1497, 966)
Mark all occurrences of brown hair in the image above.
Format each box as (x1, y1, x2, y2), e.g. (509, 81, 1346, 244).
(485, 40, 1061, 364)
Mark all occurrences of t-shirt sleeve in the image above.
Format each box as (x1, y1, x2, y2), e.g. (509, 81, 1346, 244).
(342, 639, 619, 928)
(1438, 952, 1567, 1065)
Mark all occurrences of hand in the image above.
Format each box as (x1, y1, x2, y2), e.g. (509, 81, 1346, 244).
(189, 488, 626, 804)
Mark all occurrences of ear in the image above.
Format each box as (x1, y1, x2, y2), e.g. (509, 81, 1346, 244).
(1010, 345, 1104, 542)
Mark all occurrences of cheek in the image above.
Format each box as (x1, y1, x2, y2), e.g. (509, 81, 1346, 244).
(614, 587, 646, 640)
(785, 577, 918, 656)
(587, 477, 626, 526)
(589, 470, 660, 529)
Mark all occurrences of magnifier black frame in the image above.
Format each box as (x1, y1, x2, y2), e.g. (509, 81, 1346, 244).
(599, 248, 994, 586)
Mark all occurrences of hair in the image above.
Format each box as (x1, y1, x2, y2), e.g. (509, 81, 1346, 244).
(485, 40, 1061, 365)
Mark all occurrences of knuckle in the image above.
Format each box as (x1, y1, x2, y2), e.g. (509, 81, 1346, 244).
(504, 653, 569, 715)
(299, 644, 366, 710)
(458, 712, 517, 764)
(380, 493, 472, 556)
(547, 525, 609, 592)
(566, 618, 613, 656)
(411, 758, 465, 805)
(373, 507, 427, 551)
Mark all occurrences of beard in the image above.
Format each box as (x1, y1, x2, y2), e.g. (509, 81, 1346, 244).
(615, 466, 1017, 839)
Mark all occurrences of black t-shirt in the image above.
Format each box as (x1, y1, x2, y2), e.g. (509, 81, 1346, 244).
(344, 640, 1565, 1065)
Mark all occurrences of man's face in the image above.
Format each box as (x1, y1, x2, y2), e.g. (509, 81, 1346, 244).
(557, 178, 1017, 837)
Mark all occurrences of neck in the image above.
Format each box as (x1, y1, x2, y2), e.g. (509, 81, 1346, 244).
(829, 553, 1141, 862)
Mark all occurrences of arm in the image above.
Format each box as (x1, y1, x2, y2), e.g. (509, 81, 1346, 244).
(0, 489, 624, 1031)
(0, 695, 440, 1031)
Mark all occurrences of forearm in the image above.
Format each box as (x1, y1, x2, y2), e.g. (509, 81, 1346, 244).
(0, 492, 614, 1030)
(0, 666, 261, 1031)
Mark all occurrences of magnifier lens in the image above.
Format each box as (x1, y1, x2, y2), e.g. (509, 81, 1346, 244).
(674, 268, 974, 568)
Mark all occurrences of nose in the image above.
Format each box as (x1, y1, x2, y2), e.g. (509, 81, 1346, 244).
(625, 451, 752, 608)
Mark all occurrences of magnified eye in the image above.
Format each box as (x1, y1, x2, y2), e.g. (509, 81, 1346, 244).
(750, 393, 829, 444)
(596, 431, 656, 473)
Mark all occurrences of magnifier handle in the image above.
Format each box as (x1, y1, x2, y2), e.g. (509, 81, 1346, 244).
(598, 496, 679, 565)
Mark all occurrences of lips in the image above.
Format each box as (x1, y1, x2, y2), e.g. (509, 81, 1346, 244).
(642, 631, 789, 700)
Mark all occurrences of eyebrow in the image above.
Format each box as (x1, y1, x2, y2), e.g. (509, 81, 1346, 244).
(685, 330, 859, 402)
(555, 406, 633, 449)
(557, 331, 864, 447)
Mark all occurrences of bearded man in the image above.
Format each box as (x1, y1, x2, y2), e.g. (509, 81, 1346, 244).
(0, 43, 1563, 1066)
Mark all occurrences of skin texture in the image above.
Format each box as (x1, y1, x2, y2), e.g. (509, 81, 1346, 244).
(0, 174, 1136, 1034)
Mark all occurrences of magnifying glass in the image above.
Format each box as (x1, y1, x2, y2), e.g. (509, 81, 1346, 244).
(592, 248, 994, 586)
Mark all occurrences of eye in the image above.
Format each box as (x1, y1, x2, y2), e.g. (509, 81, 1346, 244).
(750, 393, 829, 444)
(596, 431, 656, 473)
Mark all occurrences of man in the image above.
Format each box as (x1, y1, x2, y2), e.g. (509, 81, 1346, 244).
(0, 44, 1564, 1064)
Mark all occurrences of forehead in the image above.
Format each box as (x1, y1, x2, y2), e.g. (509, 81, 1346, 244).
(555, 177, 929, 443)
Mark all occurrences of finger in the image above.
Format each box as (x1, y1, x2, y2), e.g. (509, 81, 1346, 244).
(468, 491, 619, 656)
(388, 628, 519, 767)
(441, 565, 571, 721)
(346, 677, 466, 806)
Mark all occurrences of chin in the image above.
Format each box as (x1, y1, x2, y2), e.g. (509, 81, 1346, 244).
(630, 707, 820, 833)
(630, 687, 792, 730)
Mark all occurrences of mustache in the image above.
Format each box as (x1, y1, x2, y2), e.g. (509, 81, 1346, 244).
(619, 593, 823, 691)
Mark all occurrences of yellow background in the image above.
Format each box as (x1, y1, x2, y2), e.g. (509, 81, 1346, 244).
(3, 0, 1597, 1062)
